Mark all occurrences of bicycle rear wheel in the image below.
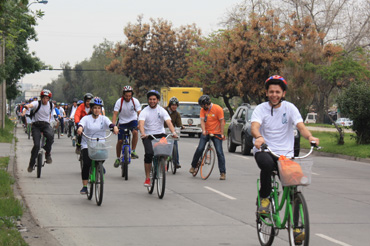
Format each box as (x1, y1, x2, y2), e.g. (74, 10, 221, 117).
(147, 163, 155, 194)
(95, 163, 104, 206)
(36, 152, 42, 178)
(87, 167, 94, 200)
(200, 147, 215, 180)
(122, 146, 129, 180)
(156, 157, 166, 199)
(288, 192, 310, 246)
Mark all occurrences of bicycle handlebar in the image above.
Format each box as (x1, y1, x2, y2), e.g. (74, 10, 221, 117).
(261, 141, 321, 159)
(82, 131, 113, 141)
(149, 133, 175, 140)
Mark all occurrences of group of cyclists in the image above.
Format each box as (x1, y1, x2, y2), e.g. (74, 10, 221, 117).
(21, 75, 319, 245)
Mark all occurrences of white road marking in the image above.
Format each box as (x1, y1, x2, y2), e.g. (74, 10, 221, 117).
(316, 234, 352, 246)
(312, 172, 320, 175)
(204, 186, 237, 200)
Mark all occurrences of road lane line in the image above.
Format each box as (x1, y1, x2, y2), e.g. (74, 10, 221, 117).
(312, 172, 320, 175)
(316, 234, 352, 246)
(204, 186, 237, 200)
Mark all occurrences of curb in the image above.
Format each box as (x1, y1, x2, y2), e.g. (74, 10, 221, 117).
(302, 148, 370, 164)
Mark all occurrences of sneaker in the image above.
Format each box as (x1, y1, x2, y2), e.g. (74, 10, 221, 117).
(175, 164, 181, 169)
(258, 198, 270, 214)
(294, 229, 305, 245)
(27, 164, 34, 173)
(189, 167, 195, 174)
(144, 178, 151, 187)
(220, 173, 226, 180)
(80, 187, 88, 195)
(45, 153, 52, 164)
(113, 158, 120, 168)
(67, 133, 71, 138)
(75, 145, 81, 155)
(131, 151, 139, 159)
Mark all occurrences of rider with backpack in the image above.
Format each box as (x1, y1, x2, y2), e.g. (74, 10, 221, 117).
(111, 85, 141, 168)
(23, 89, 55, 172)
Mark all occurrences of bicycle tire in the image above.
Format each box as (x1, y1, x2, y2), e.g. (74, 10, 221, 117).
(156, 157, 166, 199)
(57, 127, 60, 139)
(200, 147, 215, 180)
(79, 152, 83, 172)
(288, 192, 310, 246)
(123, 146, 129, 180)
(171, 143, 177, 174)
(147, 164, 155, 194)
(87, 167, 93, 200)
(95, 163, 104, 206)
(36, 152, 42, 178)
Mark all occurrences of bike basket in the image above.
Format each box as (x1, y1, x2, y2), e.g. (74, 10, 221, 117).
(87, 139, 111, 161)
(277, 156, 313, 186)
(152, 138, 174, 156)
(165, 127, 181, 141)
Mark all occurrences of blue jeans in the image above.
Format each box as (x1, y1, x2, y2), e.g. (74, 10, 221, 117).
(191, 134, 226, 174)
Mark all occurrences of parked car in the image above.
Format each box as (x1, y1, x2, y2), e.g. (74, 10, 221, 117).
(305, 112, 317, 124)
(227, 104, 301, 156)
(335, 118, 353, 127)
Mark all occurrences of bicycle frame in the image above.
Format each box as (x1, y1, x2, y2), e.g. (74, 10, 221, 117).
(121, 128, 131, 164)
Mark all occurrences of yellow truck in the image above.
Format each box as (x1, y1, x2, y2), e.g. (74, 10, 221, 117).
(160, 87, 203, 137)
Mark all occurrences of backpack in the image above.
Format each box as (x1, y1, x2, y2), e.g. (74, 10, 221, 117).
(29, 100, 53, 119)
(117, 97, 136, 124)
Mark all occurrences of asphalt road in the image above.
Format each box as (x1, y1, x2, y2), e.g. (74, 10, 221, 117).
(15, 125, 370, 246)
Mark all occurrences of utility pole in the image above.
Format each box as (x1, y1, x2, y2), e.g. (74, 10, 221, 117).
(0, 37, 6, 128)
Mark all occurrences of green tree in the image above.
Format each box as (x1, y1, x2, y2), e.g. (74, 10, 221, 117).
(337, 81, 370, 144)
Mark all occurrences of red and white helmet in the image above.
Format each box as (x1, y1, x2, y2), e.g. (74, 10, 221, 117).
(123, 85, 134, 95)
(40, 89, 52, 98)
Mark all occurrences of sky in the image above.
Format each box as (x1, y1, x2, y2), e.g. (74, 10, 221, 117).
(22, 0, 241, 87)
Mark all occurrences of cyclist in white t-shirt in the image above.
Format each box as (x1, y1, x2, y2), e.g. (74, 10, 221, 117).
(23, 89, 55, 172)
(77, 97, 119, 194)
(251, 75, 319, 220)
(138, 90, 178, 187)
(112, 86, 141, 167)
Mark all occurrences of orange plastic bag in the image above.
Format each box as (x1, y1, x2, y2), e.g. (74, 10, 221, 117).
(153, 137, 168, 148)
(278, 155, 304, 186)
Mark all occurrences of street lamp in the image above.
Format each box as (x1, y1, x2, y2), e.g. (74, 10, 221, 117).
(28, 0, 48, 7)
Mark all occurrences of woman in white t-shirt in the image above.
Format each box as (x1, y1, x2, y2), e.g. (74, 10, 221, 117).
(77, 97, 119, 195)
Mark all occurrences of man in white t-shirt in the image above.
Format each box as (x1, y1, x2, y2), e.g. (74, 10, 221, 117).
(251, 75, 319, 221)
(112, 86, 142, 168)
(23, 89, 55, 172)
(138, 90, 178, 187)
(67, 98, 78, 137)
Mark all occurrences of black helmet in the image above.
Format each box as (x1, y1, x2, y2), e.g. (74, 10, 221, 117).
(73, 98, 78, 103)
(265, 75, 288, 91)
(168, 97, 179, 106)
(146, 90, 160, 99)
(198, 95, 211, 106)
(84, 93, 93, 102)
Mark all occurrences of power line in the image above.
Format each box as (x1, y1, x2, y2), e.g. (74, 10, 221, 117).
(41, 68, 107, 72)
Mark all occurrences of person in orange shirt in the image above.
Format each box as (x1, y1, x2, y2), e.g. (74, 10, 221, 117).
(189, 95, 226, 180)
(74, 93, 93, 154)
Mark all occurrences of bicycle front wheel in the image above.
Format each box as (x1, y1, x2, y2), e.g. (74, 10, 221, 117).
(288, 192, 310, 246)
(36, 152, 42, 178)
(171, 143, 177, 174)
(95, 163, 104, 206)
(122, 146, 129, 180)
(156, 157, 166, 199)
(200, 147, 215, 180)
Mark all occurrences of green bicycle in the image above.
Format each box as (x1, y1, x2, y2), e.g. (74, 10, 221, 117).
(256, 142, 319, 246)
(83, 131, 112, 206)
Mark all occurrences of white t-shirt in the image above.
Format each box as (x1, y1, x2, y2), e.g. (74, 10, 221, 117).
(79, 115, 113, 149)
(69, 105, 78, 119)
(251, 101, 303, 157)
(58, 107, 65, 116)
(114, 97, 141, 124)
(138, 105, 170, 135)
(31, 101, 54, 123)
